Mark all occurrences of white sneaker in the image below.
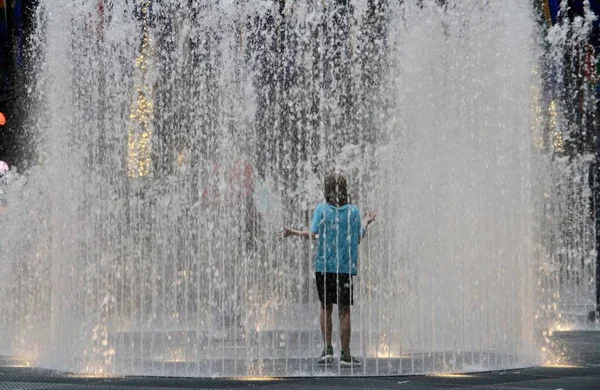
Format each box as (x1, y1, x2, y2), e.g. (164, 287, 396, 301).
(317, 346, 334, 364)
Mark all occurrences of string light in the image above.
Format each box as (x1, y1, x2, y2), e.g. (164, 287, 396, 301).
(541, 0, 552, 25)
(127, 0, 153, 178)
(548, 100, 564, 153)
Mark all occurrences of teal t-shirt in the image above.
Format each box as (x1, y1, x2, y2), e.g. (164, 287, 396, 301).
(310, 202, 363, 275)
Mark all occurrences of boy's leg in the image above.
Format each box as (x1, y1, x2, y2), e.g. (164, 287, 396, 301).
(338, 304, 351, 353)
(320, 303, 333, 346)
(316, 273, 335, 348)
(339, 304, 360, 366)
(338, 275, 360, 366)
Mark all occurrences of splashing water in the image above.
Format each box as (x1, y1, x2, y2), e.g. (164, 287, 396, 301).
(0, 0, 595, 377)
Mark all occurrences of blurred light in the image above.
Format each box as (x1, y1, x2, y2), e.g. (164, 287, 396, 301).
(161, 358, 188, 363)
(376, 352, 411, 358)
(0, 112, 6, 126)
(127, 0, 153, 178)
(237, 376, 279, 381)
(176, 151, 187, 167)
(548, 100, 563, 153)
(550, 323, 574, 332)
(68, 373, 113, 378)
(2, 358, 32, 368)
(542, 363, 581, 368)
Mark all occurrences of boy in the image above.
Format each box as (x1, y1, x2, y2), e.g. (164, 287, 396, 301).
(281, 173, 376, 367)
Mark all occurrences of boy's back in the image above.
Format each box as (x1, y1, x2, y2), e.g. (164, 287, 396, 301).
(310, 202, 362, 275)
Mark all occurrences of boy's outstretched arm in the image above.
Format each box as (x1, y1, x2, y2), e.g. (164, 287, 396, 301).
(279, 227, 317, 240)
(359, 212, 377, 243)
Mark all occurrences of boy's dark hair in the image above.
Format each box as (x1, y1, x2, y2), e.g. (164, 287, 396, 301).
(324, 173, 348, 206)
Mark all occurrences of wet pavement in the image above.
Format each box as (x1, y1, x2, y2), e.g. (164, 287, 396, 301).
(0, 330, 599, 389)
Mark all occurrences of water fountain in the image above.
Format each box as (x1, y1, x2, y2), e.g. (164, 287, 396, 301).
(0, 0, 595, 377)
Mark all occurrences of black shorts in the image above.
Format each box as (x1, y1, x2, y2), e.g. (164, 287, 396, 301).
(315, 272, 354, 306)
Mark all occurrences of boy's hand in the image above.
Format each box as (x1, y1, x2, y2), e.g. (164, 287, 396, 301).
(278, 227, 295, 238)
(365, 212, 377, 225)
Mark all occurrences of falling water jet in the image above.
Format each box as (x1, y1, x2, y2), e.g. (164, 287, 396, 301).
(0, 0, 594, 378)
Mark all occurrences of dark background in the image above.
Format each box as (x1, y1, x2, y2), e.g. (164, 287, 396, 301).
(0, 0, 36, 169)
